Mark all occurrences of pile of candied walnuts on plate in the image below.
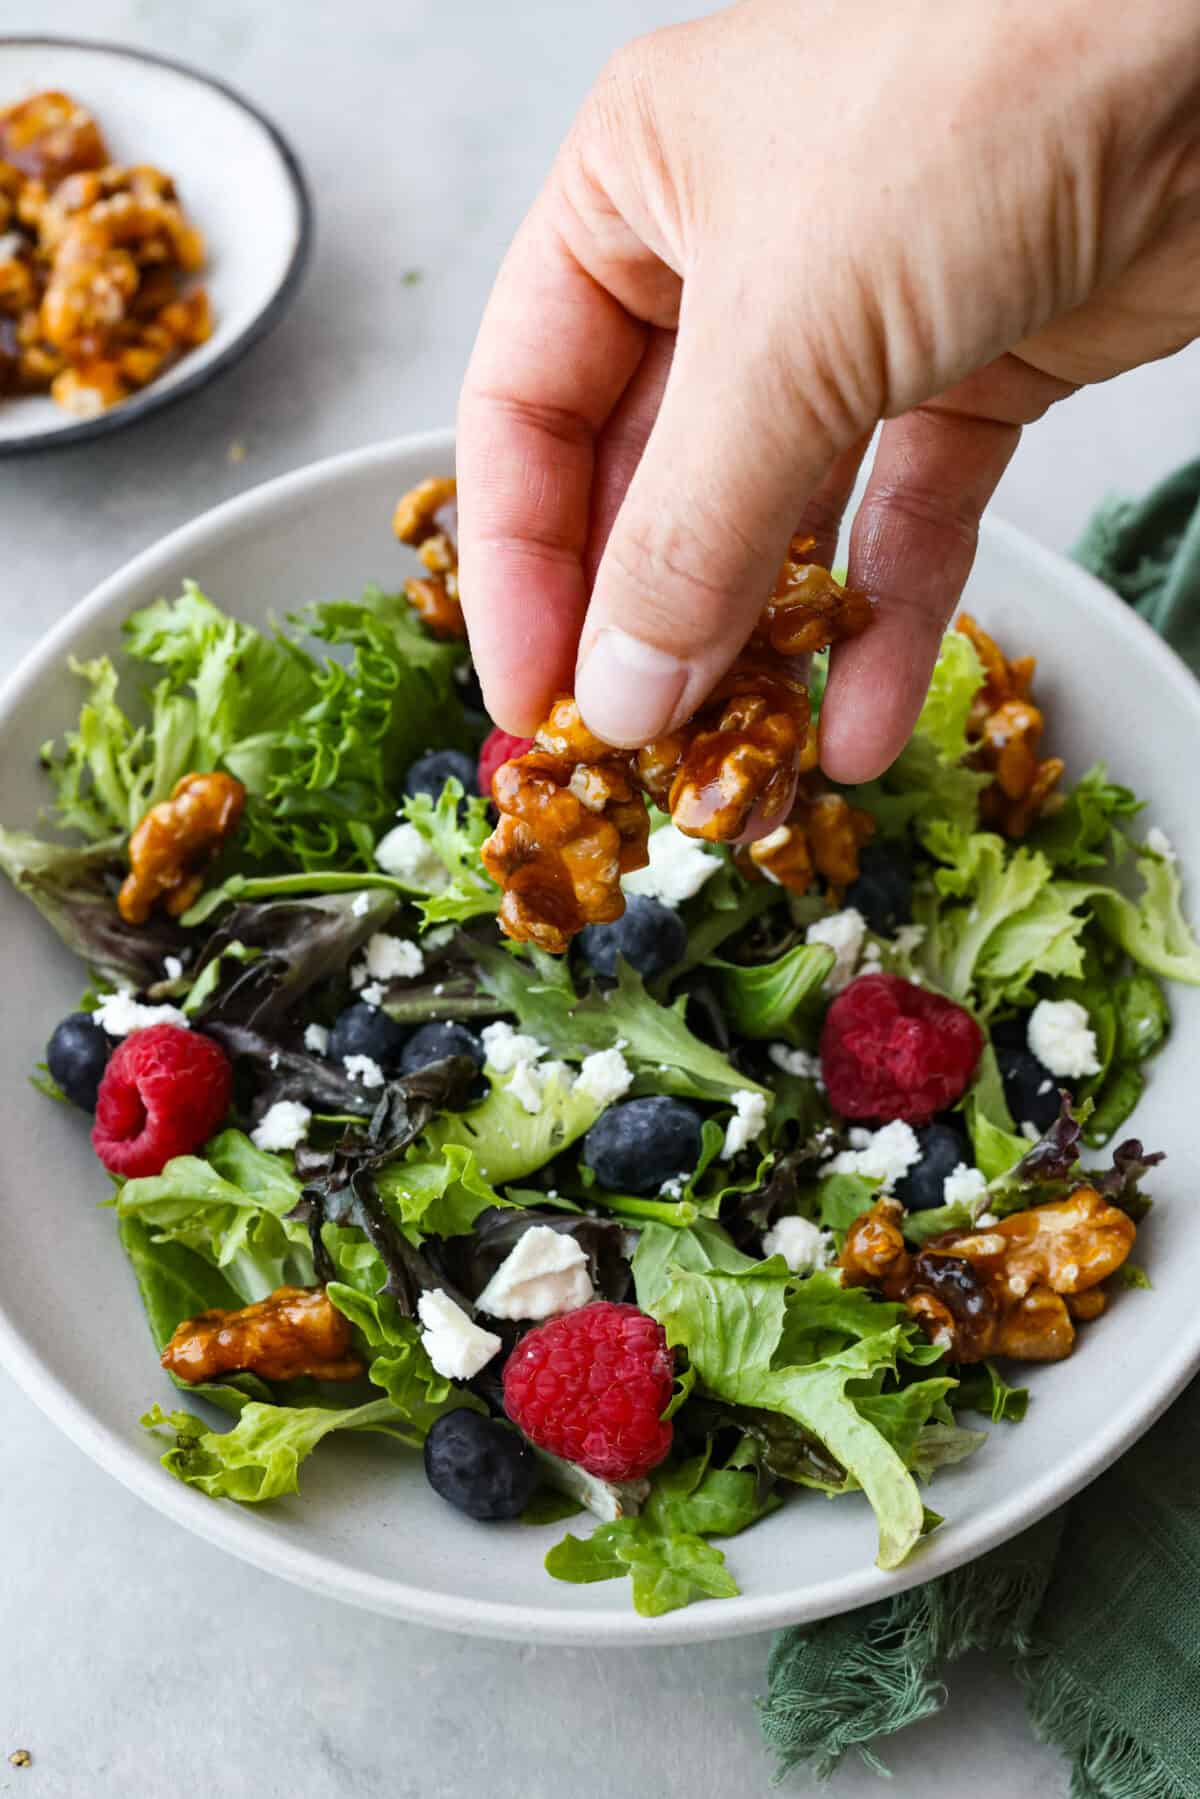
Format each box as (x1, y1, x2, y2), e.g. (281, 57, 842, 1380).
(0, 90, 211, 417)
(394, 477, 879, 953)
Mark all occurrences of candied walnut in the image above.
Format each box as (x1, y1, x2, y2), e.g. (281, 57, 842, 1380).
(839, 1187, 1135, 1363)
(162, 1286, 364, 1384)
(759, 535, 875, 655)
(743, 787, 874, 894)
(481, 702, 650, 953)
(0, 101, 210, 416)
(956, 614, 1065, 837)
(0, 91, 108, 182)
(118, 770, 246, 925)
(473, 519, 874, 949)
(393, 475, 466, 639)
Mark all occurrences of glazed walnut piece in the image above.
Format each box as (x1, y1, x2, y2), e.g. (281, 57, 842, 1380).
(393, 476, 467, 639)
(840, 1186, 1136, 1363)
(956, 613, 1066, 837)
(118, 771, 246, 926)
(161, 1286, 364, 1385)
(0, 91, 108, 183)
(480, 538, 873, 950)
(480, 697, 650, 953)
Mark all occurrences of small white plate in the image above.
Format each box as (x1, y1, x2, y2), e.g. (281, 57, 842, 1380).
(0, 431, 1198, 1644)
(0, 35, 311, 454)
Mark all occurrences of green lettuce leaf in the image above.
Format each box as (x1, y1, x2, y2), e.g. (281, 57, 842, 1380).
(116, 1130, 314, 1302)
(376, 1144, 513, 1239)
(472, 945, 766, 1104)
(324, 1279, 482, 1431)
(38, 656, 196, 841)
(708, 942, 834, 1040)
(1027, 763, 1142, 870)
(950, 1361, 1029, 1424)
(1059, 851, 1200, 986)
(963, 1043, 1029, 1180)
(418, 1064, 609, 1187)
(143, 1396, 417, 1501)
(650, 1266, 936, 1569)
(544, 1451, 774, 1617)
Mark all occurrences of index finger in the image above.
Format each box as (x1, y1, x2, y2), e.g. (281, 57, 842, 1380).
(456, 193, 648, 735)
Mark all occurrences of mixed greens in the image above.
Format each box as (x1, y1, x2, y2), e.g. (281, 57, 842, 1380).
(5, 579, 1197, 1618)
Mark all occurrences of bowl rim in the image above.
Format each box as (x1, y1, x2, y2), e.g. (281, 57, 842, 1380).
(0, 32, 313, 456)
(2, 428, 1199, 1644)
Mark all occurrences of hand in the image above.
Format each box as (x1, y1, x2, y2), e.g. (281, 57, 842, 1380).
(456, 0, 1200, 796)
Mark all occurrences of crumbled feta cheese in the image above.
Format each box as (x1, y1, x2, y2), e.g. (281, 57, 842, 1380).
(806, 907, 867, 992)
(343, 1054, 385, 1088)
(480, 1020, 546, 1072)
(1028, 998, 1100, 1080)
(862, 941, 882, 964)
(1145, 826, 1176, 863)
(1020, 1120, 1040, 1143)
(761, 1215, 833, 1274)
(351, 891, 372, 918)
(943, 1163, 989, 1208)
(269, 1050, 280, 1070)
(576, 1047, 633, 1105)
(304, 1023, 330, 1056)
(417, 1289, 501, 1380)
(162, 955, 184, 982)
(476, 1225, 595, 1320)
(847, 1127, 873, 1150)
(893, 923, 926, 958)
(722, 1089, 769, 1159)
(976, 1211, 999, 1228)
(251, 1100, 312, 1153)
(660, 1173, 688, 1200)
(364, 933, 424, 981)
(375, 821, 448, 889)
(92, 989, 189, 1037)
(350, 964, 368, 990)
(359, 982, 385, 1008)
(767, 1043, 820, 1078)
(622, 824, 721, 906)
(507, 1059, 545, 1114)
(825, 1120, 921, 1190)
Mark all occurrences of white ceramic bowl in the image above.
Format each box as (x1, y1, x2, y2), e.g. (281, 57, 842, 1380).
(0, 36, 310, 454)
(1, 430, 1198, 1645)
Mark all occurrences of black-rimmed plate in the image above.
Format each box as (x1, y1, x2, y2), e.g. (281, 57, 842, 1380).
(0, 36, 311, 454)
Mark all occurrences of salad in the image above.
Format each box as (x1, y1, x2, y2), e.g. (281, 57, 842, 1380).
(3, 514, 1199, 1620)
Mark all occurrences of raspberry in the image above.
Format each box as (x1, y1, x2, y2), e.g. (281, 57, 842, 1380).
(820, 973, 983, 1124)
(92, 1023, 232, 1178)
(478, 727, 534, 800)
(502, 1301, 674, 1482)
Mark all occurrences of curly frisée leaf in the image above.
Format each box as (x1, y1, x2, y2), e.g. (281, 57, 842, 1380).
(399, 781, 499, 925)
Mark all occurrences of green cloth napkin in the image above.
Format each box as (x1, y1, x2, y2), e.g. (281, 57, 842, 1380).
(760, 462, 1200, 1797)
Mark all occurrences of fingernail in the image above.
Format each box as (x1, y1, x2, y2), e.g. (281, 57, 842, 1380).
(575, 629, 688, 747)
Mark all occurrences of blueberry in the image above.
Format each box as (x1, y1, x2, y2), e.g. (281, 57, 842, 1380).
(46, 1012, 113, 1112)
(893, 1123, 971, 1211)
(403, 749, 479, 803)
(579, 896, 688, 983)
(846, 843, 913, 937)
(997, 1046, 1065, 1134)
(400, 1020, 485, 1075)
(328, 1001, 408, 1073)
(423, 1409, 540, 1520)
(582, 1096, 704, 1196)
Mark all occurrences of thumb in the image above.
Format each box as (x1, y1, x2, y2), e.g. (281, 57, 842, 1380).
(573, 286, 848, 747)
